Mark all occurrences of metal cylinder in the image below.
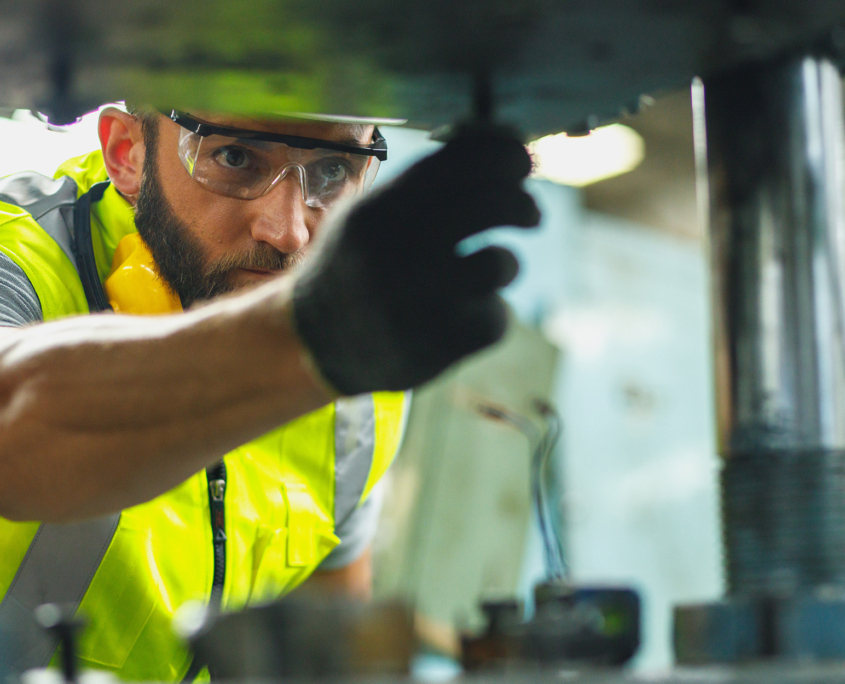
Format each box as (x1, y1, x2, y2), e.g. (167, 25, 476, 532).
(697, 56, 845, 596)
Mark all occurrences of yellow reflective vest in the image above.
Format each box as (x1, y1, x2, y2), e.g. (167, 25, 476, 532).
(0, 151, 407, 681)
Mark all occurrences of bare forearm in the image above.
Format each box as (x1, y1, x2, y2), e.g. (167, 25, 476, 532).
(0, 278, 333, 522)
(301, 547, 373, 601)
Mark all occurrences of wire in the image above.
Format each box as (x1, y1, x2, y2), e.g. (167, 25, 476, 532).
(475, 399, 566, 580)
(534, 400, 566, 578)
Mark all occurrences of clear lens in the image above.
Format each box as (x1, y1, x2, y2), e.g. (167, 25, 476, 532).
(176, 128, 380, 207)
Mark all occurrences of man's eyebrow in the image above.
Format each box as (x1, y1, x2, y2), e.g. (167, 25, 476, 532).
(337, 136, 372, 147)
(233, 132, 370, 148)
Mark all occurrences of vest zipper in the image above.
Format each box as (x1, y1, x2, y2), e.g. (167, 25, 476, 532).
(182, 462, 228, 683)
(206, 461, 227, 611)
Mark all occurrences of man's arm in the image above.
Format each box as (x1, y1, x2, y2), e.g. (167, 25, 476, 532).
(0, 126, 538, 524)
(0, 278, 332, 522)
(301, 478, 387, 600)
(304, 547, 374, 600)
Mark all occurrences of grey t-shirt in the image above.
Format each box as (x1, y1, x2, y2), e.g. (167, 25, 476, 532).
(0, 251, 383, 569)
(0, 253, 42, 326)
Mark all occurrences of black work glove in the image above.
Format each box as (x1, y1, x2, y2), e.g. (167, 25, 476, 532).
(292, 126, 541, 395)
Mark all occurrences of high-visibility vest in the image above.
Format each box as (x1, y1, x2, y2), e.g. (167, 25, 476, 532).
(0, 151, 407, 681)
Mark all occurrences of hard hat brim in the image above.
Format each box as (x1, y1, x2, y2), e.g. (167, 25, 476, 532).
(281, 112, 408, 126)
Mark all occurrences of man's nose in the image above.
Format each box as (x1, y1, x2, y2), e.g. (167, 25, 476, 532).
(250, 172, 312, 254)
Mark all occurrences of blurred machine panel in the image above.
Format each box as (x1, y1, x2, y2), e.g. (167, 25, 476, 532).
(4, 1, 845, 132)
(373, 322, 560, 638)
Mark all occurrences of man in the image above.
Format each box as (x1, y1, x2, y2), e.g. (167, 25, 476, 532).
(0, 105, 539, 680)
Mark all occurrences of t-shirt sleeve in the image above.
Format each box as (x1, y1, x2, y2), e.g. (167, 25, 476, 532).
(318, 391, 410, 571)
(318, 479, 385, 570)
(0, 252, 43, 326)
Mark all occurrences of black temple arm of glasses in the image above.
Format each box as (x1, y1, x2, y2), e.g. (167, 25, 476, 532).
(165, 110, 388, 161)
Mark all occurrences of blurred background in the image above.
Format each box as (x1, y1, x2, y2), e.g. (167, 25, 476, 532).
(0, 91, 720, 672)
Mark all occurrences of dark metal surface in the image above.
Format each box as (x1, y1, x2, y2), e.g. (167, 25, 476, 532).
(703, 55, 845, 461)
(700, 55, 845, 596)
(675, 597, 845, 663)
(186, 598, 414, 680)
(184, 664, 845, 684)
(464, 666, 845, 684)
(673, 53, 845, 665)
(721, 452, 845, 596)
(4, 2, 845, 129)
(462, 585, 640, 670)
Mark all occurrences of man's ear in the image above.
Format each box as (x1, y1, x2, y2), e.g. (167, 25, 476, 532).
(99, 107, 147, 202)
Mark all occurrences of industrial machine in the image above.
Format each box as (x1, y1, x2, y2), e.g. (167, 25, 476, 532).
(674, 55, 845, 664)
(6, 1, 845, 682)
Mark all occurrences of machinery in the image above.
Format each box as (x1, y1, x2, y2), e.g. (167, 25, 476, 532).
(7, 1, 845, 681)
(1, 1, 844, 132)
(675, 55, 845, 664)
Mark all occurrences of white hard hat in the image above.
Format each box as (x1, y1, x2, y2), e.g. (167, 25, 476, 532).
(281, 112, 407, 126)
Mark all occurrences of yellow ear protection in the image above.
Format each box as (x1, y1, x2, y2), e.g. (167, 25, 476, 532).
(104, 233, 182, 315)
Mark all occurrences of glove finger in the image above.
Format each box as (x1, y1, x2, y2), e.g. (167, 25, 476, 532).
(396, 129, 533, 194)
(444, 294, 511, 360)
(441, 130, 533, 183)
(454, 246, 520, 295)
(441, 185, 540, 243)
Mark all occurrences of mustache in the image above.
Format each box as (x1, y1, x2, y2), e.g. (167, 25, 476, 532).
(203, 245, 306, 278)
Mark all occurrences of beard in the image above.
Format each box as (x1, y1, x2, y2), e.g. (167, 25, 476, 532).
(134, 130, 304, 308)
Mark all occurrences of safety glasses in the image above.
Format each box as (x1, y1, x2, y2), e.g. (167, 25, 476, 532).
(166, 110, 387, 208)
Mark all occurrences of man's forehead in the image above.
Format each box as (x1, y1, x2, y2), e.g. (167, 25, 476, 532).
(184, 111, 373, 145)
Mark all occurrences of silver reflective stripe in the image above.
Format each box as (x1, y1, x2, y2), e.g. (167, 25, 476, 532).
(334, 395, 377, 525)
(0, 173, 79, 271)
(0, 514, 120, 672)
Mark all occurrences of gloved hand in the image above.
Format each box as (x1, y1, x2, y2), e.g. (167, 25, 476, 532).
(292, 125, 541, 395)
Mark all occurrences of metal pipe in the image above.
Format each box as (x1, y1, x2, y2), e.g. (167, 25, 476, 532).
(697, 55, 845, 596)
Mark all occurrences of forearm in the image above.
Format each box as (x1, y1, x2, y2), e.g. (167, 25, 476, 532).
(0, 277, 333, 522)
(302, 547, 373, 601)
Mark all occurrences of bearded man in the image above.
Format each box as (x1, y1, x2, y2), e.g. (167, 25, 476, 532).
(0, 105, 539, 680)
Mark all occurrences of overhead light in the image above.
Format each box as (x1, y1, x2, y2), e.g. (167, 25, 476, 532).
(528, 124, 645, 187)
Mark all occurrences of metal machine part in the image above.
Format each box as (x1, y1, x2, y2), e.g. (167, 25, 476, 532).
(706, 56, 845, 597)
(461, 583, 640, 670)
(182, 597, 414, 680)
(675, 54, 845, 662)
(182, 583, 637, 678)
(5, 2, 845, 131)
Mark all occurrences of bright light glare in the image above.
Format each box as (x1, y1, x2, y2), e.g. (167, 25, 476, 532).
(529, 124, 645, 187)
(0, 108, 106, 179)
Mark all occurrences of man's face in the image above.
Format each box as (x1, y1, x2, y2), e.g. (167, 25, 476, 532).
(134, 113, 374, 308)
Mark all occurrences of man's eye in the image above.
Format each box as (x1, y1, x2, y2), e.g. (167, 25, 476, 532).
(315, 158, 352, 183)
(213, 146, 251, 170)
